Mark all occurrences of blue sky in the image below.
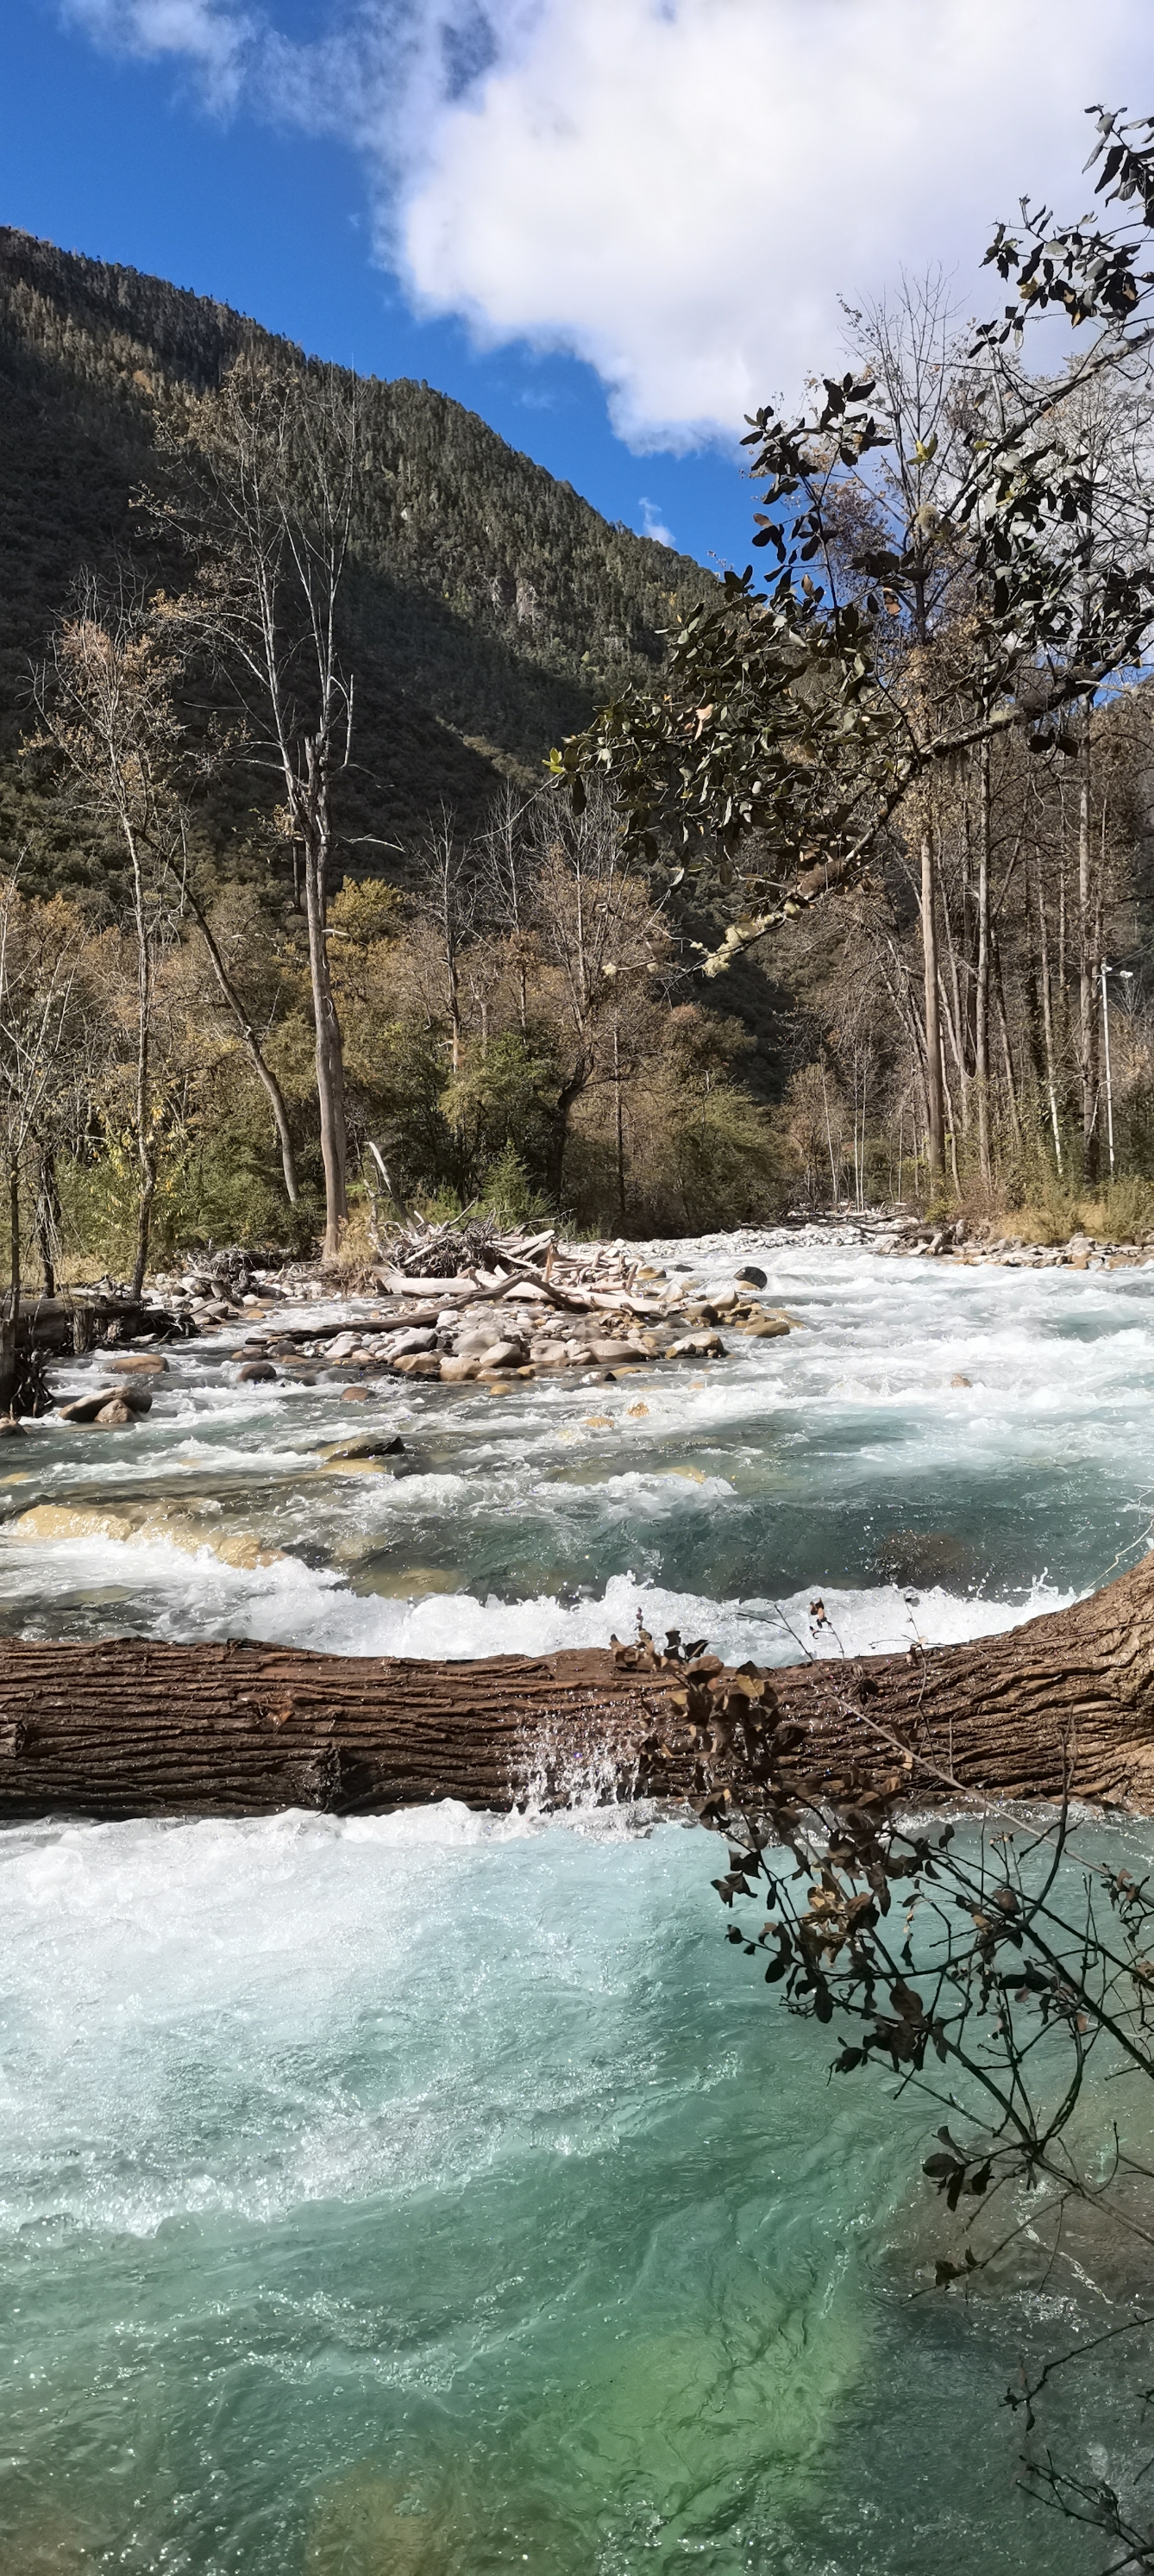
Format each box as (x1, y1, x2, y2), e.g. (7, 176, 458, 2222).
(4, 1, 1151, 576)
(3, 3, 756, 571)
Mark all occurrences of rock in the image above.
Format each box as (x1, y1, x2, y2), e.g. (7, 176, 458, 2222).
(58, 1391, 115, 1423)
(951, 1375, 971, 1388)
(59, 1382, 151, 1422)
(237, 1361, 278, 1383)
(440, 1355, 480, 1382)
(746, 1318, 790, 1338)
(704, 1283, 740, 1310)
(93, 1398, 139, 1427)
(327, 1435, 405, 1460)
(530, 1341, 570, 1367)
(668, 1333, 726, 1359)
(0, 1415, 25, 1438)
(341, 1386, 375, 1403)
(588, 1340, 630, 1365)
(388, 1329, 438, 1359)
(566, 1345, 594, 1366)
(475, 1340, 528, 1371)
(110, 1354, 169, 1376)
(393, 1353, 442, 1377)
(736, 1265, 768, 1289)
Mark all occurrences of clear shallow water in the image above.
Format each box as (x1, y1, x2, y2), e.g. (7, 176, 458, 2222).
(3, 1238, 1154, 2571)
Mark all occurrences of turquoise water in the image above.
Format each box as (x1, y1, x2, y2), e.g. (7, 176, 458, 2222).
(3, 1237, 1154, 2571)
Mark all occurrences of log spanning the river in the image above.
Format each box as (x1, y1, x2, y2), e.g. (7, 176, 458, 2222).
(3, 1554, 1154, 1819)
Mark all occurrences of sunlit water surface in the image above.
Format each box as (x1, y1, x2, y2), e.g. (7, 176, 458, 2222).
(3, 1235, 1154, 2572)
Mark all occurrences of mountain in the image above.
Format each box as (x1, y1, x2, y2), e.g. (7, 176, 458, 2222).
(0, 227, 713, 881)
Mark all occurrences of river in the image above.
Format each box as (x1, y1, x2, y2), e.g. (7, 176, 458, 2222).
(2, 1233, 1152, 2572)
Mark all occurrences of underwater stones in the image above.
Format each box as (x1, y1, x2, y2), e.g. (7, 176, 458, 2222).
(340, 1385, 376, 1403)
(16, 1503, 134, 1543)
(237, 1361, 278, 1383)
(327, 1434, 405, 1461)
(873, 1528, 975, 1588)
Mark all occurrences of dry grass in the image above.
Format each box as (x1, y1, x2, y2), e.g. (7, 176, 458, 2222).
(981, 1176, 1154, 1245)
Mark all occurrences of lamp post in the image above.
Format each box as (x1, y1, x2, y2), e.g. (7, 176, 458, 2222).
(1101, 963, 1135, 1175)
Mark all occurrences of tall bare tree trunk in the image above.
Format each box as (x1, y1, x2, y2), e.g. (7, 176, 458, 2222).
(920, 827, 945, 1188)
(8, 1156, 18, 1326)
(993, 940, 1024, 1153)
(1035, 861, 1063, 1172)
(303, 788, 347, 1260)
(975, 737, 992, 1185)
(126, 827, 157, 1300)
(612, 1010, 626, 1228)
(34, 1147, 59, 1299)
(1079, 719, 1100, 1181)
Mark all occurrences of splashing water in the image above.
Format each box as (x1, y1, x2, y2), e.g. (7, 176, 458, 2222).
(2, 1237, 1151, 2570)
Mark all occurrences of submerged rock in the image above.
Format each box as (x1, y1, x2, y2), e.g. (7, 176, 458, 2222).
(12, 1501, 284, 1566)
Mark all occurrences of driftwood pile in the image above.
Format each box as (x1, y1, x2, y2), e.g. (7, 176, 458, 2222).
(42, 1229, 799, 1421)
(222, 1225, 797, 1393)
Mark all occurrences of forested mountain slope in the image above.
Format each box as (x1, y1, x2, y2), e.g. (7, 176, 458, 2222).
(0, 228, 712, 872)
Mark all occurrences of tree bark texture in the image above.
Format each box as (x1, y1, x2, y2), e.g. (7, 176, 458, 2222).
(5, 1554, 1154, 1819)
(975, 735, 991, 1184)
(303, 806, 348, 1260)
(1079, 723, 1101, 1180)
(920, 827, 944, 1185)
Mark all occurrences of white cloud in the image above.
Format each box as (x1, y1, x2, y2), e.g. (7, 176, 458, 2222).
(65, 0, 1154, 445)
(638, 496, 674, 547)
(63, 0, 254, 105)
(394, 0, 1151, 443)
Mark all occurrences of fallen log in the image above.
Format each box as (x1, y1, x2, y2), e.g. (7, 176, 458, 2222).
(3, 1554, 1154, 1819)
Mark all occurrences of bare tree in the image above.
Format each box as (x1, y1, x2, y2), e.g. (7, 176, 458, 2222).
(530, 780, 672, 1199)
(30, 583, 180, 1295)
(169, 355, 361, 1258)
(413, 808, 476, 1076)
